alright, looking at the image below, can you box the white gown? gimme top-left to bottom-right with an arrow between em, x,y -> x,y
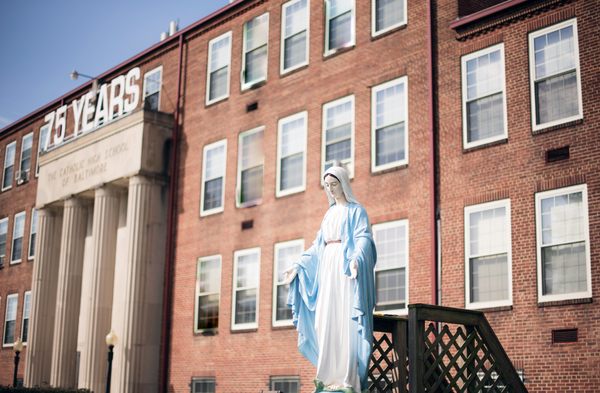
315,204 -> 361,392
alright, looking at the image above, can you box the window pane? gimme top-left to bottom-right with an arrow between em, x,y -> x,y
470,254 -> 509,302
540,191 -> 584,246
3,143 -> 16,189
535,71 -> 579,125
4,297 -> 17,345
465,50 -> 503,100
236,254 -> 259,288
22,293 -> 31,342
375,268 -> 405,309
376,123 -> 405,166
285,0 -> 307,37
466,93 -> 504,143
329,11 -> 352,50
281,154 -> 303,191
0,219 -> 7,259
210,36 -> 231,72
203,178 -> 223,211
197,294 -> 219,330
375,0 -> 404,32
533,25 -> 575,79
235,288 -> 257,324
272,378 -> 300,393
21,134 -> 33,173
209,67 -> 229,101
284,31 -> 307,70
469,206 -> 506,257
276,285 -> 293,321
199,259 -> 220,294
542,242 -> 586,295
192,379 -> 215,393
241,166 -> 263,203
245,45 -> 267,83
241,131 -> 263,170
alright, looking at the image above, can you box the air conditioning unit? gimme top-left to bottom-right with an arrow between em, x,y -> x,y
15,169 -> 29,185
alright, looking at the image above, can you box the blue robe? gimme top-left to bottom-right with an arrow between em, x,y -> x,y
288,202 -> 377,390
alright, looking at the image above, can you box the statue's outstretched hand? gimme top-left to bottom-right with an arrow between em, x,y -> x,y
349,260 -> 358,279
283,266 -> 298,285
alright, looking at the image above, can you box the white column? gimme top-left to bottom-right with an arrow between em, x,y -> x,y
78,186 -> 120,393
50,198 -> 88,388
114,176 -> 166,393
24,207 -> 63,387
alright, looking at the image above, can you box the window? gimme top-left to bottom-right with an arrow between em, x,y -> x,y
464,199 -> 512,309
271,376 -> 300,393
461,44 -> 507,148
28,208 -> 37,260
325,0 -> 355,54
18,133 -> 33,181
529,19 -> 582,130
206,32 -> 232,104
372,220 -> 408,313
191,378 -> 215,393
201,140 -> 227,216
237,127 -> 264,207
372,0 -> 406,36
277,112 -> 307,197
195,255 -> 221,332
11,211 -> 25,264
3,294 -> 18,346
281,0 -> 309,73
2,141 -> 16,190
242,13 -> 269,89
36,123 -> 51,177
21,291 -> 31,343
371,77 -> 408,171
232,248 -> 260,330
143,66 -> 162,111
273,239 -> 304,326
0,218 -> 7,268
322,95 -> 354,177
536,184 -> 590,302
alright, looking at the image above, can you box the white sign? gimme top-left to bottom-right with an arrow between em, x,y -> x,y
42,67 -> 141,149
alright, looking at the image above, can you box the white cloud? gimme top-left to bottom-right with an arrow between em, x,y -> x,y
0,115 -> 12,129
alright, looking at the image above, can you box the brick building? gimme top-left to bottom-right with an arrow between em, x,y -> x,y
0,0 -> 597,392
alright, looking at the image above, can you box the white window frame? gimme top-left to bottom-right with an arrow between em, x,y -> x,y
236,126 -> 264,208
2,141 -> 17,191
0,217 -> 8,266
143,66 -> 163,111
206,31 -> 232,105
270,376 -> 301,393
464,199 -> 513,309
28,208 -> 37,260
200,139 -> 227,216
276,112 -> 307,197
19,132 -> 33,180
36,123 -> 51,177
321,95 -> 355,180
194,255 -> 222,333
21,291 -> 31,344
529,19 -> 583,131
371,76 -> 409,172
535,184 -> 591,303
324,0 -> 356,56
273,239 -> 304,327
231,247 -> 261,330
241,13 -> 270,90
3,293 -> 18,347
372,219 -> 409,315
11,211 -> 25,264
280,0 -> 310,74
191,377 -> 216,393
461,44 -> 508,149
371,0 -> 407,37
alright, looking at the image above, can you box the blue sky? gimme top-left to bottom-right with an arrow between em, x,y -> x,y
0,0 -> 229,129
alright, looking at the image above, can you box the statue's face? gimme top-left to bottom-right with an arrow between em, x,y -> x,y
324,175 -> 345,201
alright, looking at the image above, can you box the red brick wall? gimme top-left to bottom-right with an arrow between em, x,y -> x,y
437,0 -> 600,391
169,0 -> 433,391
0,117 -> 42,386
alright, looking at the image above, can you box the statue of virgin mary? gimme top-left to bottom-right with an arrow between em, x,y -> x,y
286,165 -> 377,393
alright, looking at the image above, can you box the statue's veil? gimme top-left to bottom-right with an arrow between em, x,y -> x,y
323,164 -> 359,206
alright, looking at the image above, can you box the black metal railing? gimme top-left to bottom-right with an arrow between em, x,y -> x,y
369,304 -> 527,393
